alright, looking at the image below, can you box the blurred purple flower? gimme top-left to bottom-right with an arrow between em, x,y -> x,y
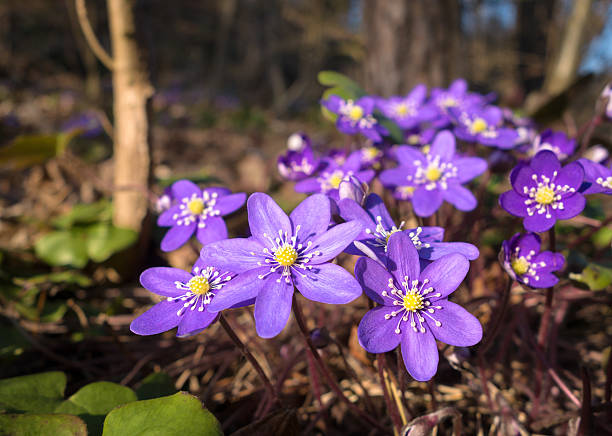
577,158 -> 612,195
295,150 -> 375,200
500,233 -> 564,288
526,129 -> 576,161
322,96 -> 388,142
358,145 -> 384,168
378,85 -> 437,129
499,151 -> 585,232
450,105 -> 518,149
61,112 -> 104,138
155,187 -> 173,213
601,83 -> 612,119
277,134 -> 320,181
379,131 -> 487,217
201,193 -> 363,338
356,232 -> 482,381
157,180 -> 246,251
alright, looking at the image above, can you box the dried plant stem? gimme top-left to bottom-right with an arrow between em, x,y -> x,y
219,314 -> 277,405
479,278 -> 513,356
537,227 -> 557,352
377,354 -> 403,434
292,294 -> 387,433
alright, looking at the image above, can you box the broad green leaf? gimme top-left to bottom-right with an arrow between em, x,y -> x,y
378,118 -> 404,144
34,230 -> 88,268
85,224 -> 138,263
53,200 -> 112,229
0,372 -> 66,413
56,381 -> 137,435
317,71 -> 365,95
592,225 -> 612,249
135,372 -> 177,400
102,392 -> 222,436
569,264 -> 612,291
0,135 -> 58,170
0,413 -> 87,436
16,271 -> 93,288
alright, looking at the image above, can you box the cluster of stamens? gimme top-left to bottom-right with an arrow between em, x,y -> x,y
409,154 -> 458,190
339,100 -> 377,129
382,277 -> 442,334
168,266 -> 231,316
393,101 -> 416,118
318,169 -> 350,192
523,172 -> 574,219
173,191 -> 220,227
596,175 -> 612,190
252,225 -> 321,283
509,246 -> 546,285
394,185 -> 416,200
457,112 -> 499,138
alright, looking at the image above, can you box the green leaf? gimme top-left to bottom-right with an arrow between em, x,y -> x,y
317,71 -> 364,93
53,200 -> 112,229
569,264 -> 612,291
135,372 -> 177,400
378,118 -> 404,144
56,381 -> 137,435
0,134 -> 60,170
0,372 -> 66,413
0,413 -> 87,436
17,271 -> 93,288
34,230 -> 88,268
85,224 -> 138,263
102,392 -> 222,436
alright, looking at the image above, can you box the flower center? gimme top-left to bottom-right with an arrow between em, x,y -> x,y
403,292 -> 424,312
442,97 -> 457,107
396,186 -> 415,199
535,186 -> 555,205
471,118 -> 488,134
349,106 -> 363,121
385,228 -> 402,244
396,104 -> 408,116
425,166 -> 442,181
187,198 -> 205,215
329,173 -> 343,189
511,257 -> 530,276
187,275 -> 210,295
274,244 -> 298,267
363,147 -> 380,160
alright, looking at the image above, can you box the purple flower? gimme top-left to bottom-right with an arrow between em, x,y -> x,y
130,259 -> 250,337
61,112 -> 104,138
379,131 -> 487,217
201,193 -> 363,338
356,232 -> 482,381
428,79 -> 486,128
338,193 -> 479,263
277,135 -> 320,181
499,151 -> 586,232
577,158 -> 612,195
526,129 -> 576,161
322,96 -> 388,142
450,105 -> 518,149
295,151 -> 375,200
601,83 -> 612,119
157,180 -> 246,251
358,145 -> 384,168
404,127 -> 436,147
500,233 -> 564,288
378,85 -> 437,130
155,187 -> 173,213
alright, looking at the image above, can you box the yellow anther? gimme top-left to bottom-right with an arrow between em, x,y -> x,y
425,166 -> 442,182
188,199 -> 205,215
403,293 -> 424,312
187,276 -> 210,295
275,244 -> 298,267
363,147 -> 380,160
535,186 -> 555,205
511,257 -> 529,276
349,106 -> 364,121
471,118 -> 488,134
396,104 -> 408,116
385,228 -> 401,244
421,144 -> 431,154
329,173 -> 343,189
398,186 -> 415,196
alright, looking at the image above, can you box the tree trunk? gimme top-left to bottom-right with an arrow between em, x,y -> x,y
107,0 -> 153,232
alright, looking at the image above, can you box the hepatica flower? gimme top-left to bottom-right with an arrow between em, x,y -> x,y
379,131 -> 487,217
201,193 -> 363,338
130,259 -> 246,337
499,151 -> 585,232
277,134 -> 320,181
577,158 -> 612,195
322,95 -> 388,142
338,193 -> 479,263
295,151 -> 375,200
378,84 -> 437,130
526,129 -> 576,161
450,105 -> 518,149
157,180 -> 246,251
500,233 -> 564,288
356,232 -> 482,381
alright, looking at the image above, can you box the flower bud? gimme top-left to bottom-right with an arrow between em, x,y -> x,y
338,175 -> 368,205
310,327 -> 330,349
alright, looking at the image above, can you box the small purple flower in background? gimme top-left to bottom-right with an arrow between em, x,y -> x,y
577,158 -> 612,195
130,259 -> 247,337
404,127 -> 436,148
338,193 -> 479,263
526,129 -> 576,161
378,84 -> 437,130
499,151 -> 585,232
277,133 -> 320,181
295,150 -> 375,200
338,175 -> 368,205
583,145 -> 609,164
322,95 -> 388,142
379,131 -> 488,217
500,233 -> 564,288
155,186 -> 173,213
600,83 -> 612,119
201,193 -> 363,338
157,180 -> 246,251
451,105 -> 518,149
356,232 -> 482,381
61,111 -> 104,138
326,148 -> 348,166
358,145 -> 384,169
428,79 -> 486,128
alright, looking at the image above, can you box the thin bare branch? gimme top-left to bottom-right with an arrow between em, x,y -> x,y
74,0 -> 114,70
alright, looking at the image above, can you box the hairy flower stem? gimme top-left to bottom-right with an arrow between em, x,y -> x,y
478,277 -> 513,356
377,354 -> 403,434
292,294 -> 387,433
537,227 -> 557,352
219,314 -> 278,406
